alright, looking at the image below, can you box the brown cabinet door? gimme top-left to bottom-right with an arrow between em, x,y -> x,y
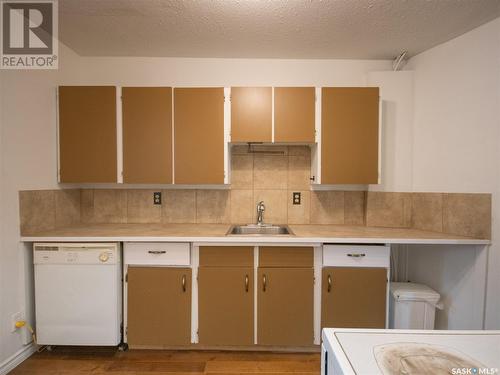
198,267 -> 254,345
122,87 -> 172,183
127,267 -> 191,347
321,267 -> 386,329
321,87 -> 379,184
274,87 -> 315,143
174,88 -> 224,184
258,267 -> 314,346
58,86 -> 117,183
231,87 -> 272,142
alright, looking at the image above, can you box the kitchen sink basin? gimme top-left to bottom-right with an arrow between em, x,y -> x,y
226,224 -> 294,236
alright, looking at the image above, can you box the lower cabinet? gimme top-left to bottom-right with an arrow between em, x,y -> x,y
198,267 -> 254,345
257,267 -> 314,346
123,243 -> 389,349
257,246 -> 315,346
198,246 -> 254,346
127,267 -> 191,346
321,267 -> 387,329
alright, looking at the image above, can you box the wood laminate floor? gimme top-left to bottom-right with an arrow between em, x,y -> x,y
10,347 -> 321,374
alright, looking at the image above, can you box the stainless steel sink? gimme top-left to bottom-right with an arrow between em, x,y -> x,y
226,224 -> 294,236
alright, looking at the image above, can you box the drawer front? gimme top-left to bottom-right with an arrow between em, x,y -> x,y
124,242 -> 190,266
199,246 -> 254,267
259,246 -> 313,267
323,245 -> 389,268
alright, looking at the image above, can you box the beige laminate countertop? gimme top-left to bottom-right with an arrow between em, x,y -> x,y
20,223 -> 490,245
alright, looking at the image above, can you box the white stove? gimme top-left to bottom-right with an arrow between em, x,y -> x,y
321,328 -> 500,375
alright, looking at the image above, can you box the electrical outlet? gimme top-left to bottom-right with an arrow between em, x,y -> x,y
292,192 -> 301,205
11,311 -> 24,333
153,192 -> 162,205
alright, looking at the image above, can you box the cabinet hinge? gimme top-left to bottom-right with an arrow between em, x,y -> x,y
125,273 -> 128,282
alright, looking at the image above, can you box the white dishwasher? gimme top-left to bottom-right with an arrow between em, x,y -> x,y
34,243 -> 122,346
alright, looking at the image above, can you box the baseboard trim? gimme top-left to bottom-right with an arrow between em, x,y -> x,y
128,343 -> 321,352
0,344 -> 36,375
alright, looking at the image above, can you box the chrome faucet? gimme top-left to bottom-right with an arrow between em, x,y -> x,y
256,201 -> 265,226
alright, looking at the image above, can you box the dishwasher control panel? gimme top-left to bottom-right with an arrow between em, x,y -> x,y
34,243 -> 119,265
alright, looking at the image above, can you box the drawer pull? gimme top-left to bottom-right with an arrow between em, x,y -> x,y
148,250 -> 166,254
327,274 -> 332,293
263,274 -> 267,292
182,275 -> 186,292
245,275 -> 249,293
347,253 -> 366,258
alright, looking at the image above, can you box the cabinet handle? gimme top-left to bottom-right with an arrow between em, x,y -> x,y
327,274 -> 332,293
182,275 -> 186,292
347,253 -> 365,258
263,274 -> 267,292
148,250 -> 166,254
245,275 -> 249,292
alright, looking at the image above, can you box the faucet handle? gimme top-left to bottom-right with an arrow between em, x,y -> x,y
257,201 -> 265,210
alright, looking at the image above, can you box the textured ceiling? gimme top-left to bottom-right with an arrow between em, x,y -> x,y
59,0 -> 500,59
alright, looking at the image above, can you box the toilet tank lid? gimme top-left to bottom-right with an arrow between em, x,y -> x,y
390,282 -> 440,303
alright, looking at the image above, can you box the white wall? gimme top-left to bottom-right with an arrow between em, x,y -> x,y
0,47 -> 391,364
405,17 -> 500,329
368,71 -> 414,192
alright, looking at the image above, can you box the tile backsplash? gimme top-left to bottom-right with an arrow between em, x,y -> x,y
231,145 -> 312,224
19,146 -> 492,239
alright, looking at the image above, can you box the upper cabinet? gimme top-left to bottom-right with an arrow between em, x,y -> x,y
230,87 -> 315,144
321,87 -> 379,185
122,87 -> 172,184
174,88 -> 225,184
58,86 -> 117,183
231,87 -> 272,142
274,87 -> 315,143
57,85 -> 379,186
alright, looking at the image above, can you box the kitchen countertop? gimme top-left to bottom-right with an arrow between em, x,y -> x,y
20,223 -> 490,245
